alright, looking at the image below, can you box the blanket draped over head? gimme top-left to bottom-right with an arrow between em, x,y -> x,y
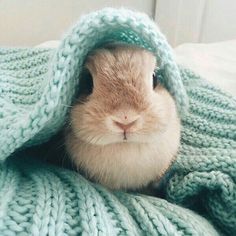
0,8 -> 235,235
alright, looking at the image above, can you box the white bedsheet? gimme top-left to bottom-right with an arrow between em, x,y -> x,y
37,40 -> 236,96
174,40 -> 236,96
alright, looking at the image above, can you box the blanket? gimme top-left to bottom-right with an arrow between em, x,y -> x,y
0,8 -> 235,235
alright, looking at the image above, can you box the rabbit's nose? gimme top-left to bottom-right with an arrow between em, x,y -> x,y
113,119 -> 137,131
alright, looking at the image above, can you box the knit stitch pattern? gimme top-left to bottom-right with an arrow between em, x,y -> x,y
0,8 -> 235,235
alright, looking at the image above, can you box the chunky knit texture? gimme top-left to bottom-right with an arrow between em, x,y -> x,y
0,8 -> 235,235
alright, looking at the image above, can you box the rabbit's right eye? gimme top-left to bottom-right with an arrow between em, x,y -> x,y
152,73 -> 159,89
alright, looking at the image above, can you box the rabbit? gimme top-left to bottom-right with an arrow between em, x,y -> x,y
65,45 -> 181,190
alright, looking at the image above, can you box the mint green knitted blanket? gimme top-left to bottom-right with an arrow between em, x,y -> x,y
0,8 -> 235,235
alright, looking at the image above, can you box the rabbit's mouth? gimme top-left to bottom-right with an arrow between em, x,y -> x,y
123,130 -> 128,141
120,130 -> 143,143
111,130 -> 161,145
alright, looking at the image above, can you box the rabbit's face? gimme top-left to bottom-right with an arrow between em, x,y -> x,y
70,46 -> 177,145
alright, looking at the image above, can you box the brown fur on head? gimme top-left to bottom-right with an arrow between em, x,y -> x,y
85,46 -> 155,112
66,45 -> 180,190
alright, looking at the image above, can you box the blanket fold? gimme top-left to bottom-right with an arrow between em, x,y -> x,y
0,8 -> 235,235
166,68 -> 236,234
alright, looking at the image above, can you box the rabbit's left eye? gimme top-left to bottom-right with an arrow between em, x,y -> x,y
78,69 -> 94,96
153,73 -> 159,89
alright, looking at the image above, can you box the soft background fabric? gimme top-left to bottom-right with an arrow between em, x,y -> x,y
0,8 -> 235,235
175,40 -> 236,96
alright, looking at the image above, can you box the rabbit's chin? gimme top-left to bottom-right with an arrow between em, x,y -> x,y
66,116 -> 180,190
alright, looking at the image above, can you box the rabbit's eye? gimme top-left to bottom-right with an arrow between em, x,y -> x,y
85,72 -> 94,94
152,73 -> 159,89
78,69 -> 94,96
